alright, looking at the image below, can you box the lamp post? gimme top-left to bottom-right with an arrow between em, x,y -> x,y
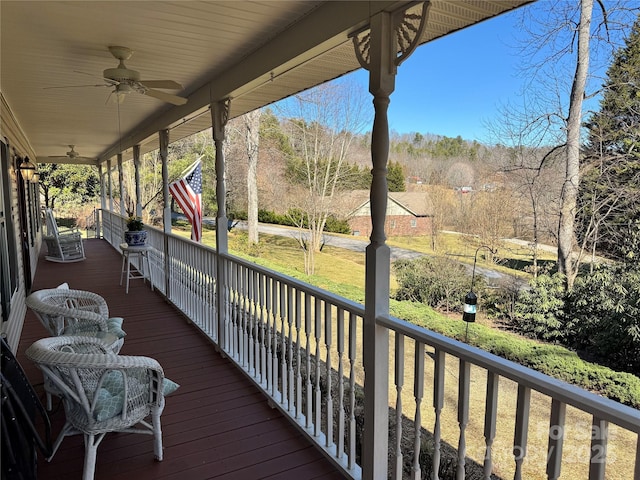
463,245 -> 495,341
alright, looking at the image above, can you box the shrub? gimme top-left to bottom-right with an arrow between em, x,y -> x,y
566,263 -> 640,374
511,273 -> 566,342
393,256 -> 484,313
388,298 -> 640,408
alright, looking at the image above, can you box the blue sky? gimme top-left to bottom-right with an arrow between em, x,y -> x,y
349,9 -> 528,143
348,2 -> 632,144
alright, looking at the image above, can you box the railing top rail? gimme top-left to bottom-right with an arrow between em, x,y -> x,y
220,251 -> 366,317
104,210 -> 218,254
377,313 -> 640,433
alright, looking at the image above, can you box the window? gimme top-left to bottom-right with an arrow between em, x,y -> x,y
410,219 -> 417,228
0,140 -> 18,322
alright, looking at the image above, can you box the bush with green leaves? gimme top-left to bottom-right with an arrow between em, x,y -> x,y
390,298 -> 640,408
512,272 -> 566,342
566,262 -> 640,375
393,256 -> 483,313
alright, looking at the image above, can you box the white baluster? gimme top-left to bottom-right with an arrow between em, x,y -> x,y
348,312 -> 357,470
393,334 -> 404,480
546,398 -> 566,480
588,417 -> 608,480
305,293 -> 313,427
264,275 -> 272,390
483,371 -> 499,479
432,349 -> 444,480
314,297 -> 322,436
325,301 -> 333,447
336,308 -> 345,459
412,341 -> 425,480
295,289 -> 303,416
457,360 -> 470,480
287,286 -> 295,412
513,385 -> 531,480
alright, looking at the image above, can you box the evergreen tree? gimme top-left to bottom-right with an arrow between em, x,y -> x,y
387,161 -> 406,192
579,15 -> 640,259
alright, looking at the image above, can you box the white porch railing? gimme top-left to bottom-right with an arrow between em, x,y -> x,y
101,210 -> 640,480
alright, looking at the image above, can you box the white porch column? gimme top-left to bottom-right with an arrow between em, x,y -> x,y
354,5 -> 429,479
159,129 -> 171,296
133,145 -> 142,218
99,164 -> 106,211
212,100 -> 230,254
98,164 -> 105,238
107,159 -> 113,213
159,129 -> 170,234
211,99 -> 230,351
117,153 -> 125,216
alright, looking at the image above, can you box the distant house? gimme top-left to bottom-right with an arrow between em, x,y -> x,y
343,190 -> 433,237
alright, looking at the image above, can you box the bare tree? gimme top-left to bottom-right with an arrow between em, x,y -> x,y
276,80 -> 369,274
505,0 -> 636,289
244,109 -> 261,244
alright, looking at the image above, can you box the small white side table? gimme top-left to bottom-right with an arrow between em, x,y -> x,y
119,243 -> 153,294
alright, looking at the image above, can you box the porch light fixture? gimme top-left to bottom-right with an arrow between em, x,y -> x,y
19,157 -> 37,182
31,172 -> 40,184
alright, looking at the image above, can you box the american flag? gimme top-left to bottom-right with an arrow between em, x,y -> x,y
169,159 -> 203,242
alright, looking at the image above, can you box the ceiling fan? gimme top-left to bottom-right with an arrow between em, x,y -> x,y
46,145 -> 94,162
47,46 -> 188,106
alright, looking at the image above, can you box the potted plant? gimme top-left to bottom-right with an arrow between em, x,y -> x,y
124,216 -> 147,246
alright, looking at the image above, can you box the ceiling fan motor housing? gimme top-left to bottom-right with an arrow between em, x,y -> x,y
103,65 -> 141,83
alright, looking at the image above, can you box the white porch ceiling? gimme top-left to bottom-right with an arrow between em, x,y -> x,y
1,1 -> 531,167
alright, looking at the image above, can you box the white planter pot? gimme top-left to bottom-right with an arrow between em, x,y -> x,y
124,230 -> 148,246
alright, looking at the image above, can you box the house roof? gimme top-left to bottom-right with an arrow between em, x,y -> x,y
343,189 -> 433,217
1,1 -> 531,167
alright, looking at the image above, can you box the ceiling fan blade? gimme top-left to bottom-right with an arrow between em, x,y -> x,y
74,71 -> 119,86
142,88 -> 188,106
43,84 -> 111,89
138,80 -> 183,89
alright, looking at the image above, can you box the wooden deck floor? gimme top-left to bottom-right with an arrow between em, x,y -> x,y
16,239 -> 346,480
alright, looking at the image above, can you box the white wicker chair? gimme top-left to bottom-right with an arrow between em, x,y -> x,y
26,287 -> 126,410
43,208 -> 85,263
25,287 -> 125,349
26,336 -> 170,480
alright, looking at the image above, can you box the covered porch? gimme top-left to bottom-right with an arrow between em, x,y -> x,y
17,213 -> 640,480
3,1 -> 640,479
18,238 -> 346,479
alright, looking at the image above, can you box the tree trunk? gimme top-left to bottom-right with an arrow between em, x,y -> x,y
245,109 -> 261,244
558,0 -> 593,291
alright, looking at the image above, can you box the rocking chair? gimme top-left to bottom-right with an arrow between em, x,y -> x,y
43,208 -> 85,263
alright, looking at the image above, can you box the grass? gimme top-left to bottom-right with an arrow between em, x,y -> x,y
172,225 -> 637,479
387,231 -> 558,279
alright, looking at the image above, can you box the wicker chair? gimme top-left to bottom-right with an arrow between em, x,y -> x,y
26,287 -> 126,409
43,208 -> 85,263
25,287 -> 125,347
26,336 -> 173,480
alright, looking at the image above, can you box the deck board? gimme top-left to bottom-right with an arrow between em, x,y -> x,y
16,239 -> 346,480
